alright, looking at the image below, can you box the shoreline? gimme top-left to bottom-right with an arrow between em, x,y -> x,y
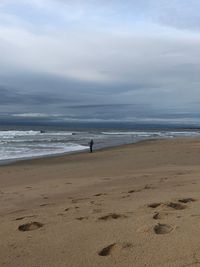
1,137 -> 200,266
2,127 -> 200,167
0,136 -> 165,167
0,136 -> 179,167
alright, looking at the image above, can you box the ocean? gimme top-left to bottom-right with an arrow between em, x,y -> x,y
1,124 -> 200,164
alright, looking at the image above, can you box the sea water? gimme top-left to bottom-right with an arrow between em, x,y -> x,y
1,125 -> 200,164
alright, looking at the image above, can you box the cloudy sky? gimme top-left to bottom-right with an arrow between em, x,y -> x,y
1,0 -> 200,125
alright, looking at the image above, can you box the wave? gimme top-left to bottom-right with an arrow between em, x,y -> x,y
0,130 -> 41,138
1,129 -> 200,163
101,131 -> 162,136
101,131 -> 200,137
0,130 -> 80,139
0,143 -> 88,161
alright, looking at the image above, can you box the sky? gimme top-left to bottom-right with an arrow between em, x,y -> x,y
1,0 -> 200,125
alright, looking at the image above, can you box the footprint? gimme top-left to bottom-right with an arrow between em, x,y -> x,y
98,242 -> 132,256
153,212 -> 168,220
128,190 -> 135,194
98,243 -> 117,256
122,195 -> 131,199
65,208 -> 70,212
144,184 -> 153,190
18,222 -> 43,231
153,212 -> 161,220
166,202 -> 186,210
40,203 -> 54,207
148,203 -> 162,208
98,213 -> 127,221
154,223 -> 173,235
94,193 -> 106,197
76,216 -> 88,221
178,198 -> 196,203
72,198 -> 89,203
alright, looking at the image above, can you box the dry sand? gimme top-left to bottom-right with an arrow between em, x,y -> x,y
1,138 -> 200,266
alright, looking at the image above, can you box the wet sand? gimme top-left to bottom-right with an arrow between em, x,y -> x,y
1,138 -> 200,266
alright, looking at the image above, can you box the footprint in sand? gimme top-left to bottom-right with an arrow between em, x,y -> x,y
144,184 -> 154,190
153,223 -> 173,235
153,212 -> 161,220
76,216 -> 88,221
18,222 -> 43,231
94,193 -> 107,197
148,202 -> 186,210
25,186 -> 32,190
166,202 -> 186,210
65,208 -> 70,212
148,203 -> 162,208
98,242 -> 132,256
40,203 -> 54,207
153,212 -> 169,220
128,190 -> 135,194
153,212 -> 162,220
71,197 -> 90,203
178,198 -> 196,203
40,194 -> 48,199
98,213 -> 127,221
122,195 -> 131,199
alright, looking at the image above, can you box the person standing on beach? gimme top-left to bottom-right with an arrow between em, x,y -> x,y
89,139 -> 94,153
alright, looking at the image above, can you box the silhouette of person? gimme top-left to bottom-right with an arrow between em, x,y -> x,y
89,139 -> 94,153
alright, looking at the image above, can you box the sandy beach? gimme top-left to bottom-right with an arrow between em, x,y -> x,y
1,137 -> 200,266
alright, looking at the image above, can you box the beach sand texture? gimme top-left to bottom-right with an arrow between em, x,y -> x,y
1,138 -> 200,266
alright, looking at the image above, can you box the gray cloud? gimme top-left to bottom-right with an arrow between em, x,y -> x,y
1,0 -> 200,124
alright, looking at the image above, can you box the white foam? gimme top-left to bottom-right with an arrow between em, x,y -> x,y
102,131 -> 200,138
42,132 -> 77,136
0,143 -> 88,161
0,130 -> 41,138
1,129 -> 200,163
0,130 -> 78,138
101,131 -> 162,136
